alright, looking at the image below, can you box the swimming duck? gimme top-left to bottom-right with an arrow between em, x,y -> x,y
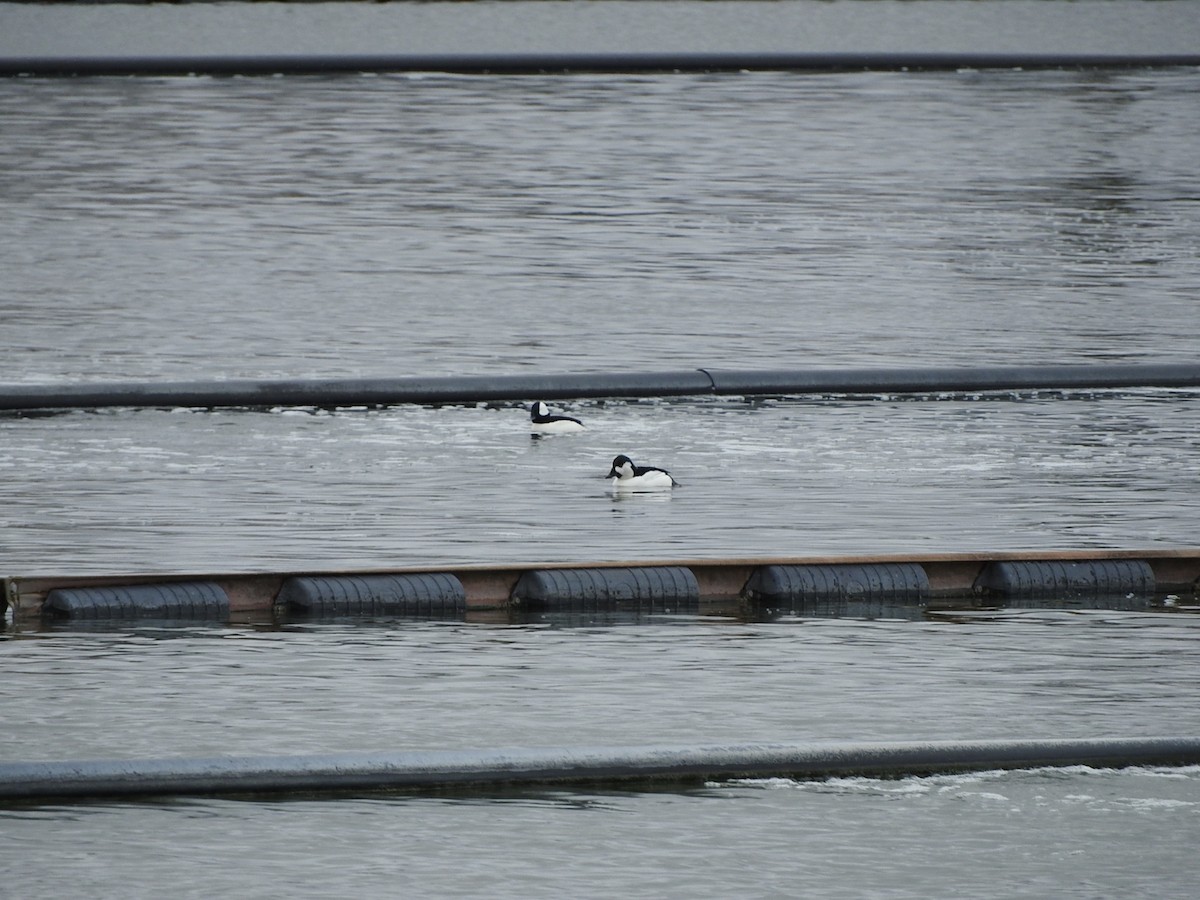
607,454 -> 678,490
530,401 -> 585,434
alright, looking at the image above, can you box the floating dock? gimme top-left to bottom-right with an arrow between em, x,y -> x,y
6,549 -> 1199,624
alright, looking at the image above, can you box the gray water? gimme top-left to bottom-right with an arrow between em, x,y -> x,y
4,0 -> 1198,58
3,31 -> 1200,900
3,65 -> 1200,574
3,392 -> 1200,576
4,615 -> 1200,898
5,762 -> 1199,899
3,67 -> 1200,385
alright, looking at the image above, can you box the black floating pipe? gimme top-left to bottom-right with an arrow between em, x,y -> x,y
2,737 -> 1199,802
4,53 -> 1200,78
700,363 -> 1200,396
3,363 -> 1200,412
0,371 -> 714,412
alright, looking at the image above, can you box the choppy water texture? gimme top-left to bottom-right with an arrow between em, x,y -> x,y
3,24 -> 1200,900
2,391 -> 1200,575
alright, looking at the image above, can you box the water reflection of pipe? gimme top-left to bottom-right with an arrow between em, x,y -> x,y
3,363 -> 1200,411
3,737 -> 1199,802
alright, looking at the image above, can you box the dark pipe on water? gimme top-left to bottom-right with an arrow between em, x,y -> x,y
4,52 -> 1200,78
3,363 -> 1199,412
3,737 -> 1199,802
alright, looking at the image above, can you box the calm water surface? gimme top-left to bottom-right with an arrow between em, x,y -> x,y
3,59 -> 1200,899
8,613 -> 1200,759
2,68 -> 1199,385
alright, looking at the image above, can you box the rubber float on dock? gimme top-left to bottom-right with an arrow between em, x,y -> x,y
6,549 -> 1198,623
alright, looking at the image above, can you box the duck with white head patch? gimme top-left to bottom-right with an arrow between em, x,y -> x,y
607,454 -> 678,491
529,401 -> 585,435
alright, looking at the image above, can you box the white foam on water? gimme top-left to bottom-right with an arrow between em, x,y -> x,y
714,764 -> 1200,799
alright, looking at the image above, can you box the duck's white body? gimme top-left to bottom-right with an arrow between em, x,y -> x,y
607,454 -> 678,491
530,401 -> 585,435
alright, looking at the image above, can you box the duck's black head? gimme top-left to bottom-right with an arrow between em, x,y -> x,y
607,454 -> 635,478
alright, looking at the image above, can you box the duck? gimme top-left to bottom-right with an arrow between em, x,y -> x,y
607,454 -> 678,491
530,401 -> 585,435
